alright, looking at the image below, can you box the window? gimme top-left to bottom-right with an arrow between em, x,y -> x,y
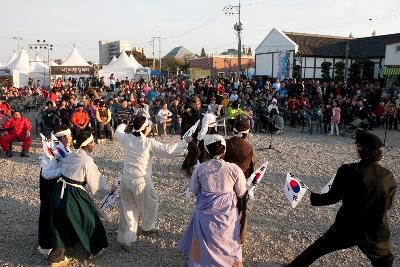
218,72 -> 225,78
231,72 -> 237,79
396,45 -> 400,53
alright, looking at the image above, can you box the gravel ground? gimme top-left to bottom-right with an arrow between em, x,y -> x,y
0,118 -> 399,266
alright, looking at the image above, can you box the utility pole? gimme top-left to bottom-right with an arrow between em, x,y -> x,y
12,36 -> 23,51
224,0 -> 243,78
152,37 -> 156,70
158,34 -> 161,72
344,33 -> 351,82
29,40 -> 53,87
151,35 -> 161,71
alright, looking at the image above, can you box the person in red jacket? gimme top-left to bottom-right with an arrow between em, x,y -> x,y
0,99 -> 12,117
288,96 -> 300,127
71,103 -> 90,137
0,111 -> 32,157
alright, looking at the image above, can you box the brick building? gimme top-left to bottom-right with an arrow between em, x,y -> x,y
189,55 -> 255,80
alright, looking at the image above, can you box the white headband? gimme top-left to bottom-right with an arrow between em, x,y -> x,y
233,128 -> 251,138
203,134 -> 226,159
132,119 -> 150,132
80,134 -> 94,148
54,128 -> 71,138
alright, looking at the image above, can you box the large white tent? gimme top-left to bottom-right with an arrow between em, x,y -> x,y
129,54 -> 143,69
0,62 -> 2,67
5,51 -> 18,67
61,47 -> 89,66
30,54 -> 49,84
108,56 -> 117,66
7,49 -> 30,73
98,51 -> 136,85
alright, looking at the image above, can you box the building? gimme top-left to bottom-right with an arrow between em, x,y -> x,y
99,40 -> 133,65
189,55 -> 255,80
164,46 -> 197,62
380,41 -> 400,87
255,28 -> 400,80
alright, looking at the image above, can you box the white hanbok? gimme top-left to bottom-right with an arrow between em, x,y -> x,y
115,124 -> 188,245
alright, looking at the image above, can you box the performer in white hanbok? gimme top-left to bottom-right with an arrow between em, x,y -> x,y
115,115 -> 192,249
38,125 -> 73,257
49,131 -> 116,266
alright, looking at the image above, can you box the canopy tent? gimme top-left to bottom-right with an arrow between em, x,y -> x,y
0,62 -> 2,67
98,51 -> 136,85
30,55 -> 50,84
7,49 -> 30,73
5,51 -> 18,67
108,56 -> 117,66
129,54 -> 143,69
60,47 -> 89,66
49,60 -> 59,66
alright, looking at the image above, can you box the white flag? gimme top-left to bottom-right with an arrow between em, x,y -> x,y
182,120 -> 200,138
284,172 -> 308,208
321,177 -> 335,194
246,161 -> 269,200
100,176 -> 122,210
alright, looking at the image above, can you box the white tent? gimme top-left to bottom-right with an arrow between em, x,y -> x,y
61,47 -> 89,66
5,51 -> 18,67
30,55 -> 49,85
108,56 -> 117,65
98,51 -> 137,85
7,49 -> 30,73
129,54 -> 143,69
0,62 -> 2,67
49,60 -> 59,66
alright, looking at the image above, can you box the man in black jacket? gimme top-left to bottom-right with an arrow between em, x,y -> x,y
290,131 -> 396,267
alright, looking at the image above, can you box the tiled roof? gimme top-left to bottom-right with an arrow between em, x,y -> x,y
284,32 -> 400,58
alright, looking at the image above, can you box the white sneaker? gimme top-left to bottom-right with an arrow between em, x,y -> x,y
37,246 -> 52,257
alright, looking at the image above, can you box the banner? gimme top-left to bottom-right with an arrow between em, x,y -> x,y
182,119 -> 200,138
284,172 -> 308,208
100,176 -> 121,210
51,66 -> 93,75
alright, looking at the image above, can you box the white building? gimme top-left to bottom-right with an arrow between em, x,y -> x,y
99,40 -> 133,65
380,41 -> 400,77
255,28 -> 400,80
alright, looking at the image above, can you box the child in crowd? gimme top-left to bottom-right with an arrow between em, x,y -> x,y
329,100 -> 341,136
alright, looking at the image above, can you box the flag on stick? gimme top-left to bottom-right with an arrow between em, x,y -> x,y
321,177 -> 335,194
246,161 -> 269,200
100,176 -> 122,210
284,172 -> 308,208
182,120 -> 200,138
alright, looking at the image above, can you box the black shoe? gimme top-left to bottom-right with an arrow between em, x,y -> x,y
5,151 -> 13,158
20,150 -> 30,157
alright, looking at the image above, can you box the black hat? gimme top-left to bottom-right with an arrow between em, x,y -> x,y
355,131 -> 383,150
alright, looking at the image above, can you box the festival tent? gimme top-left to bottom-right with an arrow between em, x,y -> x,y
5,51 -> 18,67
30,54 -> 50,85
49,60 -> 59,66
98,51 -> 136,85
129,54 -> 143,69
6,49 -> 30,87
0,62 -> 2,67
60,47 -> 89,66
108,56 -> 117,66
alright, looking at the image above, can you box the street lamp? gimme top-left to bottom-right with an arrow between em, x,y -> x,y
223,0 -> 242,78
29,40 -> 53,87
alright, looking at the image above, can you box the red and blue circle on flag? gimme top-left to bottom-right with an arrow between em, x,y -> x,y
289,179 -> 301,193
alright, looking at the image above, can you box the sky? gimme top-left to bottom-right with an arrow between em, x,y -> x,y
1,0 -> 400,64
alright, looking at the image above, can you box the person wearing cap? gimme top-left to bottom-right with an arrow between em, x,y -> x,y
37,125 -> 72,258
268,98 -> 279,114
177,134 -> 247,266
49,130 -> 116,266
115,116 -> 192,249
224,120 -> 256,245
290,131 -> 396,267
71,103 -> 90,137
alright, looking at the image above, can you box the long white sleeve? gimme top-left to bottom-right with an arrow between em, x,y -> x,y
115,124 -> 129,145
150,138 -> 187,158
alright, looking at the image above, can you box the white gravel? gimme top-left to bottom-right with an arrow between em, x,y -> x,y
0,119 -> 399,266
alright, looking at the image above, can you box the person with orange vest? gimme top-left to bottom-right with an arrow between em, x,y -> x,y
0,111 -> 32,157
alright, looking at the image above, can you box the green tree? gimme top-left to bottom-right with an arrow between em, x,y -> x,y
293,64 -> 302,80
334,61 -> 345,82
349,61 -> 362,83
200,47 -> 207,57
362,59 -> 374,80
321,61 -> 332,82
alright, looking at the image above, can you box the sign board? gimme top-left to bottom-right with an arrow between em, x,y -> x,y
0,68 -> 11,77
51,66 -> 93,75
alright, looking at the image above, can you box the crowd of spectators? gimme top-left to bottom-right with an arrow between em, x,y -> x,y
1,75 -> 400,147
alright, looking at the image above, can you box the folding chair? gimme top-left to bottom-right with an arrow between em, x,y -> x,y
215,117 -> 227,137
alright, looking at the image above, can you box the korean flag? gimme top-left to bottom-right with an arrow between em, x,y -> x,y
284,172 -> 308,208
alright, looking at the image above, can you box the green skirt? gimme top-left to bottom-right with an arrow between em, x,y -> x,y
51,181 -> 108,256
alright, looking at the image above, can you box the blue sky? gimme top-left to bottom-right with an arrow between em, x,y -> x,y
1,0 -> 399,63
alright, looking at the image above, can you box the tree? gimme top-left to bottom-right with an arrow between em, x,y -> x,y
349,61 -> 362,83
200,47 -> 207,57
362,59 -> 374,80
334,61 -> 345,82
321,61 -> 332,82
293,64 -> 302,80
247,47 -> 252,56
129,50 -> 153,67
